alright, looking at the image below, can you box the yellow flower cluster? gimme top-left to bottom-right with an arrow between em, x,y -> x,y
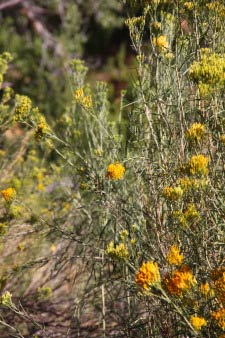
183,2 -> 194,10
164,52 -> 174,60
163,186 -> 183,200
15,94 -> 32,120
1,187 -> 16,202
119,229 -> 129,240
190,315 -> 207,331
184,204 -> 200,221
221,135 -> 225,145
74,87 -> 84,100
153,35 -> 169,51
211,308 -> 225,330
94,148 -> 103,156
106,241 -> 129,260
151,21 -> 161,32
189,53 -> 225,96
166,245 -> 184,265
187,154 -> 209,176
125,16 -> 145,28
74,88 -> 92,108
163,265 -> 197,296
173,204 -> 200,228
186,123 -> 205,143
0,52 -> 12,88
143,0 -> 171,4
135,261 -> 161,290
211,267 -> 225,304
1,291 -> 13,307
2,86 -> 13,104
35,115 -> 49,139
0,222 -> 7,235
106,163 -> 125,180
206,2 -> 225,17
199,282 -> 213,298
177,177 -> 208,191
37,286 -> 52,300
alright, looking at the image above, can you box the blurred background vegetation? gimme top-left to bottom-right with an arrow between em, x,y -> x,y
0,0 -> 133,118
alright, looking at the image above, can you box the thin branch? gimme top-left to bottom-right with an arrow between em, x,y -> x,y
0,0 -> 24,11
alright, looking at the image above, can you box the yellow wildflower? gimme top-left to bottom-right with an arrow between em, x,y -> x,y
106,163 -> 125,180
167,245 -> 184,265
210,267 -> 225,304
15,94 -> 32,120
184,204 -> 200,222
153,35 -> 169,51
35,115 -> 49,139
37,183 -> 44,191
1,187 -> 16,202
211,308 -> 225,330
135,261 -> 161,290
164,52 -> 174,60
106,241 -> 129,260
1,291 -> 13,307
81,95 -> 92,108
119,229 -> 129,240
184,2 -> 194,10
0,222 -> 7,235
50,244 -> 57,253
173,205 -> 200,229
186,123 -> 205,143
163,265 -> 197,296
206,2 -> 225,17
94,148 -> 103,156
125,16 -> 145,28
173,211 -> 187,227
17,243 -> 25,251
163,186 -> 183,200
74,88 -> 84,100
199,282 -> 212,298
37,286 -> 52,300
190,315 -> 207,331
151,21 -> 161,31
221,135 -> 225,145
177,177 -> 208,191
74,87 -> 92,108
189,53 -> 225,96
187,154 -> 209,176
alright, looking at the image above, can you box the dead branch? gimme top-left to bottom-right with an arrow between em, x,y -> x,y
0,0 -> 24,11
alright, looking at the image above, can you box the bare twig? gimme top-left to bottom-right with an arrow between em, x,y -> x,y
0,0 -> 24,11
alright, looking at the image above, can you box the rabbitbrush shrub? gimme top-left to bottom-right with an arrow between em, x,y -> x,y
0,1 -> 224,337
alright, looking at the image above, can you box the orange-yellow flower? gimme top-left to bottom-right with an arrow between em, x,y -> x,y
163,265 -> 197,296
190,315 -> 207,331
186,123 -> 205,143
210,267 -> 225,304
199,282 -> 212,298
187,154 -> 209,176
106,163 -> 125,180
166,245 -> 184,265
135,261 -> 161,290
153,35 -> 169,50
1,187 -> 16,202
211,308 -> 225,330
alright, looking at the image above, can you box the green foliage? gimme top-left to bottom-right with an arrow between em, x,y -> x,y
0,0 -> 127,119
